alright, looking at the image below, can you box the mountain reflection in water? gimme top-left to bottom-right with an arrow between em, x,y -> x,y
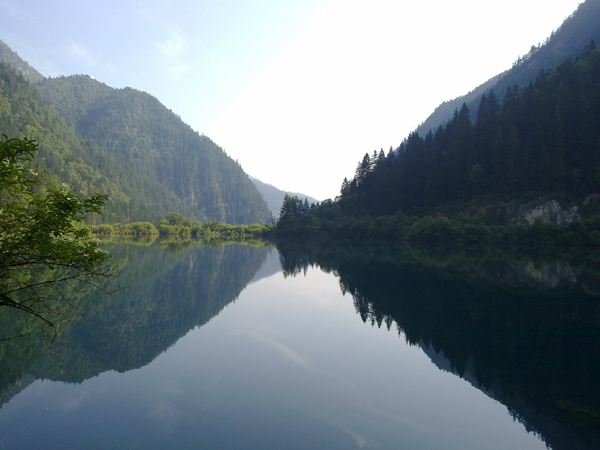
0,241 -> 273,391
0,239 -> 598,449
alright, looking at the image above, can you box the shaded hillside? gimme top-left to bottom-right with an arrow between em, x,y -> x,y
250,175 -> 319,217
0,39 -> 272,225
337,44 -> 600,217
35,75 -> 272,225
415,0 -> 600,137
0,61 -> 197,224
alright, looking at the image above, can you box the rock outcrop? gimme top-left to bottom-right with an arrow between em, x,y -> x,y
463,196 -> 583,226
508,197 -> 580,226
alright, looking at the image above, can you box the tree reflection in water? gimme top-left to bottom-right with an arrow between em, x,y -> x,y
278,241 -> 600,450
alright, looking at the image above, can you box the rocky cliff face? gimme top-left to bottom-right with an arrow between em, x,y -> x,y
464,196 -> 584,226
508,197 -> 580,226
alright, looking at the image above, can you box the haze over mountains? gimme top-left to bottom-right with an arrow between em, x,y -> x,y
1,0 -> 598,226
1,37 -> 325,224
271,0 -> 600,242
249,176 -> 319,218
0,42 -> 273,225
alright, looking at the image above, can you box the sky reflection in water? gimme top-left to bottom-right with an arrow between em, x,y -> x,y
0,253 -> 547,450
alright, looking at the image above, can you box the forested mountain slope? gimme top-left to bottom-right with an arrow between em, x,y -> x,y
0,62 -> 203,224
35,75 -> 272,225
415,0 -> 600,137
0,39 -> 272,225
339,43 -> 600,218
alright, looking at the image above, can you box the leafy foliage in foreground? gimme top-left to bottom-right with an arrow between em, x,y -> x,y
0,137 -> 115,339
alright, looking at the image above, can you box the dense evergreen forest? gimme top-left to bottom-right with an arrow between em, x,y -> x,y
341,42 -> 600,216
277,242 -> 600,450
0,41 -> 272,226
275,42 -> 600,246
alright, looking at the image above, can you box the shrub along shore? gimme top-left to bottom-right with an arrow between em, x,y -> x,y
91,212 -> 274,240
275,195 -> 600,249
89,203 -> 600,249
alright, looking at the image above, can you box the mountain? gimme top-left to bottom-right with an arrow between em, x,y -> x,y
35,74 -> 273,224
415,0 -> 600,138
0,40 -> 43,84
331,39 -> 600,221
0,60 -> 204,224
0,60 -> 138,222
279,1 -> 600,238
249,175 -> 319,218
0,40 -> 272,225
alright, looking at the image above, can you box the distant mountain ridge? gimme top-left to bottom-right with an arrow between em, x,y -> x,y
0,39 -> 272,225
335,43 -> 600,220
0,40 -> 43,84
415,0 -> 600,138
249,175 -> 319,218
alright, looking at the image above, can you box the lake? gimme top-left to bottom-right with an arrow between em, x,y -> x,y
0,240 -> 598,449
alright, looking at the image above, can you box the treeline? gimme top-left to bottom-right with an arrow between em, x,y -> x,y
339,41 -> 600,217
93,212 -> 274,240
276,195 -> 600,248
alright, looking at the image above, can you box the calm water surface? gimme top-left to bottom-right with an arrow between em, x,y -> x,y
0,242 -> 596,449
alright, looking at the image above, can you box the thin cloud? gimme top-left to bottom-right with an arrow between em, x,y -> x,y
156,27 -> 187,58
242,329 -> 359,389
68,42 -> 98,67
250,332 -> 310,367
148,402 -> 180,433
156,27 -> 192,79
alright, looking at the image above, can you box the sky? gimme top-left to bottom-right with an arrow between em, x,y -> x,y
0,0 -> 584,200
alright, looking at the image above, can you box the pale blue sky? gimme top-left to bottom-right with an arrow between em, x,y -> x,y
0,0 -> 583,200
